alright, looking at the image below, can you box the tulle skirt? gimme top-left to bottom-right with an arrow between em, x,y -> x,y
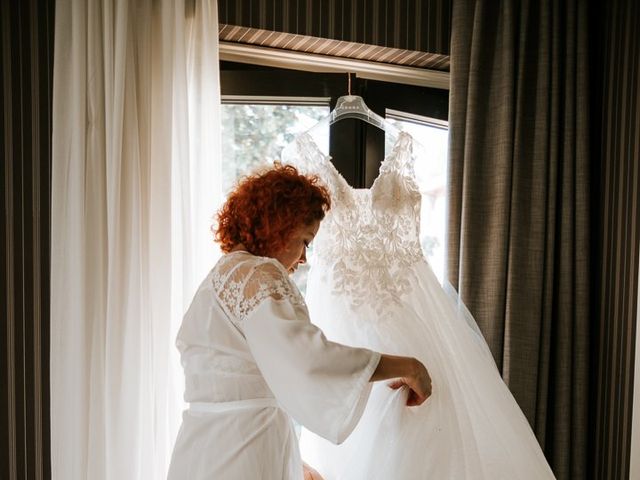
300,259 -> 555,480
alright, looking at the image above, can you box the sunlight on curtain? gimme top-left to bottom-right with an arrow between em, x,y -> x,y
51,0 -> 221,478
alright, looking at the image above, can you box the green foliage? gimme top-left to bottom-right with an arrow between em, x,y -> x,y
221,105 -> 328,194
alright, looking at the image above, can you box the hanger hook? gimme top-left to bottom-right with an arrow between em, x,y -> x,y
348,72 -> 352,96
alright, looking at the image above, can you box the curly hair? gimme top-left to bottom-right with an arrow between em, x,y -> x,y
214,164 -> 331,256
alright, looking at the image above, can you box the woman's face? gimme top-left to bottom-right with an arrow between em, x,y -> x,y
274,220 -> 320,273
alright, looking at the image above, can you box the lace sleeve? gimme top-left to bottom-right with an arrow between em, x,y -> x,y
213,257 -> 305,324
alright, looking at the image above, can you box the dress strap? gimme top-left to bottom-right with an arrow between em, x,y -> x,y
380,131 -> 414,175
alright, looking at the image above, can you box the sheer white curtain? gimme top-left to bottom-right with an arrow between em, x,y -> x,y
51,0 -> 221,478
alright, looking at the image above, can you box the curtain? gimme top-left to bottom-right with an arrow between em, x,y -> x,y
1,1 -> 54,478
447,1 -> 590,478
217,0 -> 452,55
50,0 -> 221,478
591,1 -> 640,478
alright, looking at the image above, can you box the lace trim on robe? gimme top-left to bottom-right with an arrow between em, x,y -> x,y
211,254 -> 305,327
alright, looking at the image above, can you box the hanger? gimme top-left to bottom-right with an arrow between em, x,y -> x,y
328,73 -> 402,137
328,95 -> 402,138
300,73 -> 402,152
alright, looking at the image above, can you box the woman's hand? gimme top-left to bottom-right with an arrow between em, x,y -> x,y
387,359 -> 432,406
370,355 -> 432,406
303,462 -> 324,480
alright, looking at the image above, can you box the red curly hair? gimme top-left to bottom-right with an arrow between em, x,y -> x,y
214,164 -> 331,256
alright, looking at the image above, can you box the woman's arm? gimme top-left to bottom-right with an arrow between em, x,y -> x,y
303,462 -> 324,480
370,354 -> 432,406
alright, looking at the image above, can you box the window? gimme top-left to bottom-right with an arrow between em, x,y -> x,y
386,111 -> 448,281
220,99 -> 329,194
221,98 -> 330,292
220,63 -> 450,287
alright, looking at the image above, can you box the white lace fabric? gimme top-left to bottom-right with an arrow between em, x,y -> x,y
211,252 -> 305,325
282,131 -> 425,315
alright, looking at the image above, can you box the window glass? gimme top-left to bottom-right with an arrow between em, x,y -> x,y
220,102 -> 329,292
221,104 -> 329,194
386,115 -> 449,282
219,102 -> 449,289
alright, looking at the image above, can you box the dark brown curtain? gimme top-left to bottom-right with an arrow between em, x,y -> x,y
1,0 -> 54,479
218,0 -> 452,55
447,1 -> 590,478
591,0 -> 640,478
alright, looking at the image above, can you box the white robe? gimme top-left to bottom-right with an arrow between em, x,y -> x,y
167,252 -> 380,479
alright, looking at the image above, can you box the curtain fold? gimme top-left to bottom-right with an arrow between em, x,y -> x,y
51,0 -> 221,478
447,1 -> 590,478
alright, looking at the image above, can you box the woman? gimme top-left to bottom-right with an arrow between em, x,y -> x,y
167,165 -> 432,479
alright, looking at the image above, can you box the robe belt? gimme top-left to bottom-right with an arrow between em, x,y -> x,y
188,398 -> 279,413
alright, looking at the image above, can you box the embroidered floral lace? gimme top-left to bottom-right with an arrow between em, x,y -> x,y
282,131 -> 426,315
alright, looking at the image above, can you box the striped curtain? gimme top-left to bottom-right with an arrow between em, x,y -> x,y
447,1 -> 591,477
218,0 -> 452,55
1,0 -> 54,479
592,0 -> 640,478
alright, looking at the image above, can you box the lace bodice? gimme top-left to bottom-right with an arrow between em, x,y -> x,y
211,252 -> 305,326
282,131 -> 425,315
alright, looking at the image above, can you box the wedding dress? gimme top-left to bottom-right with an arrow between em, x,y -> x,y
282,131 -> 555,479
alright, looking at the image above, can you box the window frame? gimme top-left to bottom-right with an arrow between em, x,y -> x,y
219,61 -> 449,188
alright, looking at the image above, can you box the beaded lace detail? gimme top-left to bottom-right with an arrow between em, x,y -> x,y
211,253 -> 305,326
282,132 -> 426,316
